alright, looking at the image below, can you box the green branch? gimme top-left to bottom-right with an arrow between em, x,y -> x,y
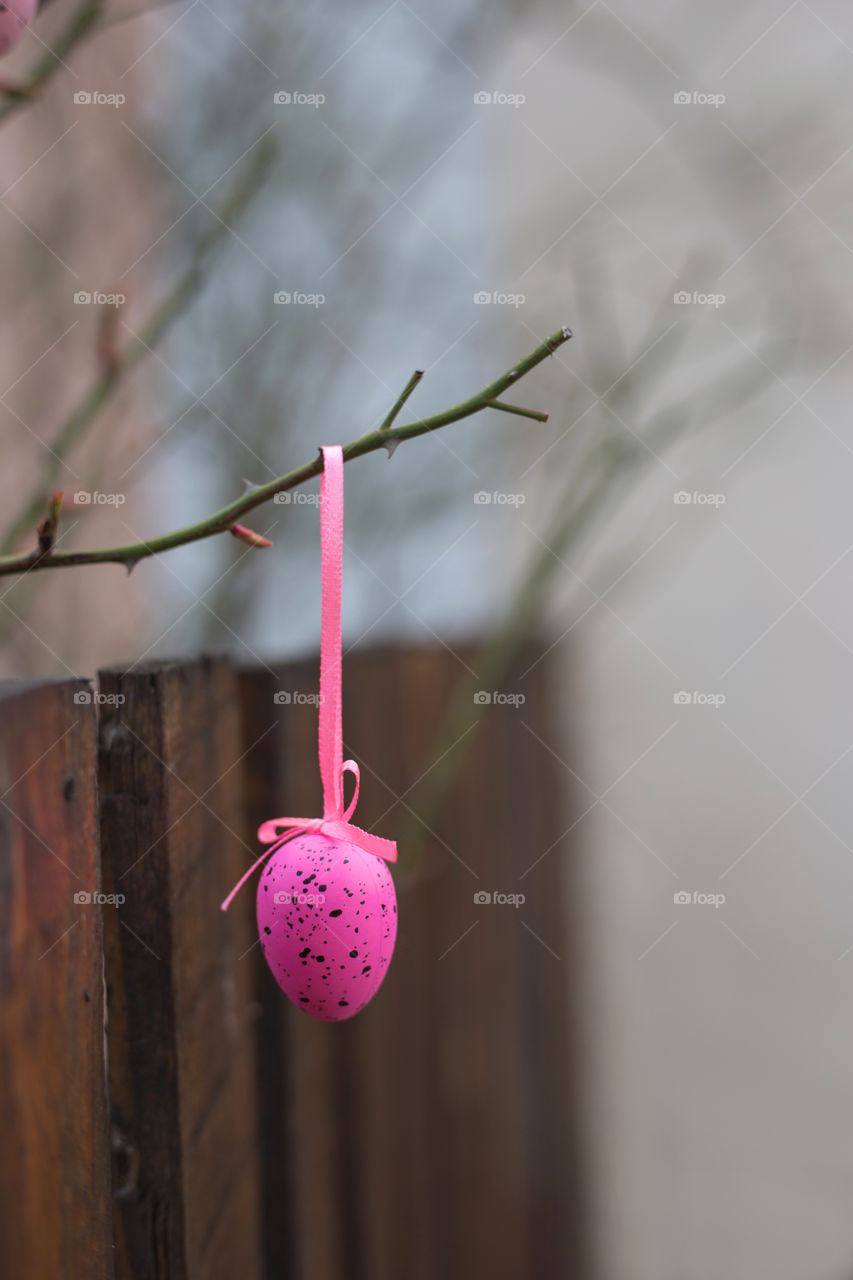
0,327 -> 572,577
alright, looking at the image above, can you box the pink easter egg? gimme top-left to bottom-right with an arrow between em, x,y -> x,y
257,833 -> 397,1021
0,0 -> 37,56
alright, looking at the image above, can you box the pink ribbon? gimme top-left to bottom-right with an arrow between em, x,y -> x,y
221,445 -> 397,913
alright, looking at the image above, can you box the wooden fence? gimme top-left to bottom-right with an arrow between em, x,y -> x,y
0,647 -> 589,1279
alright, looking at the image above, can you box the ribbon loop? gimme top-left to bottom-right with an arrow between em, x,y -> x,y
222,446 -> 397,913
342,760 -> 360,821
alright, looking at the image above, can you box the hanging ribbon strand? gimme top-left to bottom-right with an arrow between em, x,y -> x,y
221,445 -> 397,913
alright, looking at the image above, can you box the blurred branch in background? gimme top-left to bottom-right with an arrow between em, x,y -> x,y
0,133 -> 276,555
0,0 -> 103,124
397,266 -> 778,873
0,0 -> 841,690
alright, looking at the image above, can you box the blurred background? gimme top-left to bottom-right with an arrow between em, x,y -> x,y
2,0 -> 853,1275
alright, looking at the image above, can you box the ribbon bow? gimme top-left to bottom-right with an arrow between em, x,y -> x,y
221,445 -> 397,914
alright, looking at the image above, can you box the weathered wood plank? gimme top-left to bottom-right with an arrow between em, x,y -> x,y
258,660 -> 349,1280
98,657 -> 263,1280
239,644 -> 587,1280
237,664 -> 301,1280
0,678 -> 114,1279
340,646 -> 450,1280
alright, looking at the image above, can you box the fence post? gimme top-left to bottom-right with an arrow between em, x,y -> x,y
98,657 -> 264,1280
0,679 -> 114,1278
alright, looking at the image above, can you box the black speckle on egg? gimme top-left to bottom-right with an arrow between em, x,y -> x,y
299,996 -> 310,1003
329,908 -> 342,917
263,926 -> 271,935
349,949 -> 358,958
314,954 -> 325,962
318,884 -> 327,891
338,999 -> 349,1007
298,947 -> 310,957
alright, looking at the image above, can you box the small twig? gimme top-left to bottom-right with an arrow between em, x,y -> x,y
0,135 -> 276,555
96,296 -> 125,374
36,491 -> 63,558
486,399 -> 549,423
0,327 -> 573,577
0,80 -> 38,99
379,369 -> 423,432
0,0 -> 105,125
98,0 -> 192,31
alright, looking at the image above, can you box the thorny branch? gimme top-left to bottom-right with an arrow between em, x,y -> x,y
0,327 -> 572,577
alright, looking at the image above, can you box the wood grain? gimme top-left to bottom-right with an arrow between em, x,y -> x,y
98,658 -> 264,1280
239,645 -> 588,1280
0,678 -> 114,1279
